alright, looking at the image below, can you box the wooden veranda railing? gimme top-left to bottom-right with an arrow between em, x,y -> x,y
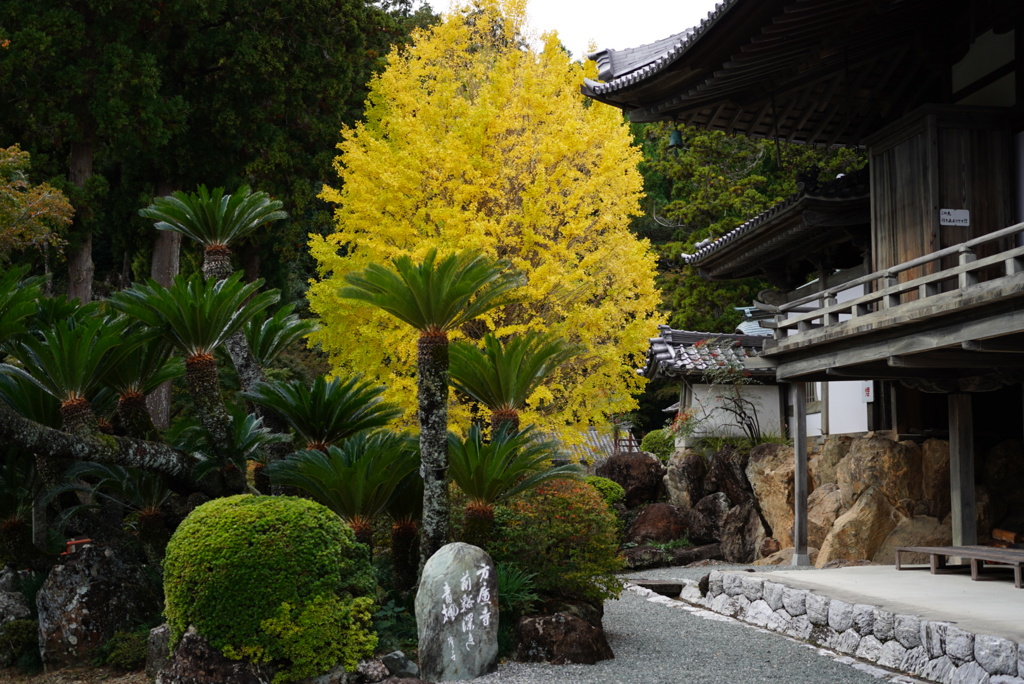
771,222 -> 1024,343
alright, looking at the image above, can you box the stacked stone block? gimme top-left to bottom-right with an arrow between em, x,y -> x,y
689,571 -> 1024,684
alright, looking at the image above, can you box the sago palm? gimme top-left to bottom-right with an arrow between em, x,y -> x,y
240,375 -> 401,452
244,303 -> 318,367
340,248 -> 525,564
448,423 -> 582,546
110,273 -> 278,490
2,310 -> 129,432
139,185 -> 287,280
0,265 -> 44,346
103,328 -> 184,439
450,331 -> 580,433
267,431 -> 420,548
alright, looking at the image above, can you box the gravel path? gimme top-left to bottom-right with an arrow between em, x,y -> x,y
475,564 -> 925,684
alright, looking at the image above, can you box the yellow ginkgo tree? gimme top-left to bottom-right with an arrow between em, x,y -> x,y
309,0 -> 662,438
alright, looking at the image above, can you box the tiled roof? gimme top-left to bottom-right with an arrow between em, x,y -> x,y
683,167 -> 869,266
584,2 -> 734,97
639,325 -> 775,381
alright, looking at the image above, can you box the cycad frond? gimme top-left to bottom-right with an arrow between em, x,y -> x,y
450,331 -> 580,416
0,373 -> 62,428
241,375 -> 402,450
191,406 -> 289,481
267,431 -> 420,528
448,424 -> 582,507
244,303 -> 318,367
3,314 -> 128,405
0,265 -> 45,346
138,185 -> 287,248
102,327 -> 184,398
340,248 -> 525,333
109,272 -> 279,359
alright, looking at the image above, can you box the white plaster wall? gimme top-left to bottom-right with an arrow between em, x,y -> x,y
680,383 -> 783,442
826,380 -> 869,434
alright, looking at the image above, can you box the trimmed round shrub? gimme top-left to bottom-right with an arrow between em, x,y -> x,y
640,428 -> 675,461
488,480 -> 623,604
584,475 -> 625,506
163,495 -> 376,683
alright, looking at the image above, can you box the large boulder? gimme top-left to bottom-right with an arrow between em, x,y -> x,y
836,437 -> 922,509
37,543 -> 162,668
513,612 -> 613,665
156,626 -> 268,684
686,492 -> 731,544
624,503 -> 687,545
663,451 -> 706,516
754,546 -> 819,566
415,543 -> 498,682
873,516 -> 951,565
817,486 -> 904,567
0,589 -> 30,627
720,503 -> 766,563
920,439 -> 950,519
703,446 -> 753,506
745,443 -> 798,546
809,435 -> 853,489
595,452 -> 666,508
807,484 -> 845,549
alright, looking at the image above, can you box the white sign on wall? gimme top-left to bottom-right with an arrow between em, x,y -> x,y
940,208 -> 970,226
861,381 -> 874,403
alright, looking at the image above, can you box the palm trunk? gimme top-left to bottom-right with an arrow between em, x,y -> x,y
114,391 -> 160,440
391,518 -> 419,592
203,246 -> 234,281
461,500 -> 495,548
418,331 -> 450,571
0,400 -> 205,493
185,353 -> 245,494
149,205 -> 181,432
491,409 -> 519,435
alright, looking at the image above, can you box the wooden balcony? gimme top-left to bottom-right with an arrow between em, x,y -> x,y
762,222 -> 1024,382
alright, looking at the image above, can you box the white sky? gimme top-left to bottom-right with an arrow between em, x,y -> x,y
424,0 -> 722,61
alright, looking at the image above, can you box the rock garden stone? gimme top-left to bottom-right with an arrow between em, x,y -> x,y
781,587 -> 806,616
805,592 -> 830,626
745,443 -> 796,546
955,661 -> 995,684
807,483 -> 844,549
833,629 -> 861,654
876,640 -> 907,669
852,604 -> 874,635
945,625 -> 974,664
147,624 -> 170,679
809,435 -> 853,489
817,485 -> 902,567
595,452 -> 665,508
722,572 -> 744,596
415,542 -> 498,682
742,600 -> 773,627
686,492 -> 730,543
37,542 -> 162,668
900,645 -> 929,675
513,612 -> 613,665
827,599 -> 853,632
357,658 -> 390,682
922,621 -> 949,658
856,635 -> 884,662
663,451 -> 706,516
873,515 -> 951,565
669,543 -> 721,566
704,446 -> 753,506
784,615 -> 813,641
873,609 -> 894,641
624,503 -> 687,545
920,439 -> 951,519
707,570 -> 723,596
836,436 -> 922,508
975,634 -> 1018,676
156,625 -> 267,684
621,545 -> 668,570
0,590 -> 30,626
894,614 -> 922,649
380,651 -> 419,679
740,576 -> 763,602
762,581 -> 784,611
922,655 -> 955,683
721,503 -> 766,563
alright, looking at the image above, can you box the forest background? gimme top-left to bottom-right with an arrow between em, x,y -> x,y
0,0 -> 864,434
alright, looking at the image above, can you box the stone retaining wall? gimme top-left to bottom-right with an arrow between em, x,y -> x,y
686,571 -> 1024,684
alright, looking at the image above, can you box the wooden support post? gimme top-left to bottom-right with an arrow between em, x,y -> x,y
948,393 -> 977,546
791,382 -> 810,566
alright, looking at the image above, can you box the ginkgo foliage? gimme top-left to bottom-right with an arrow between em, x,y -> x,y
309,0 -> 662,437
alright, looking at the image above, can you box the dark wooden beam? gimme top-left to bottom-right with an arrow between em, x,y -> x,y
962,339 -> 1024,353
949,394 -> 977,546
888,352 -> 1024,368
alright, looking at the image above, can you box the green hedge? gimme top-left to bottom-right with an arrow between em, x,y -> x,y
163,495 -> 376,683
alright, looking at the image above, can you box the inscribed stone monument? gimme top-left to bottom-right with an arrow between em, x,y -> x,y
415,542 -> 498,681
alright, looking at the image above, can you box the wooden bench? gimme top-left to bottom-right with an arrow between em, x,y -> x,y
895,545 -> 1024,588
